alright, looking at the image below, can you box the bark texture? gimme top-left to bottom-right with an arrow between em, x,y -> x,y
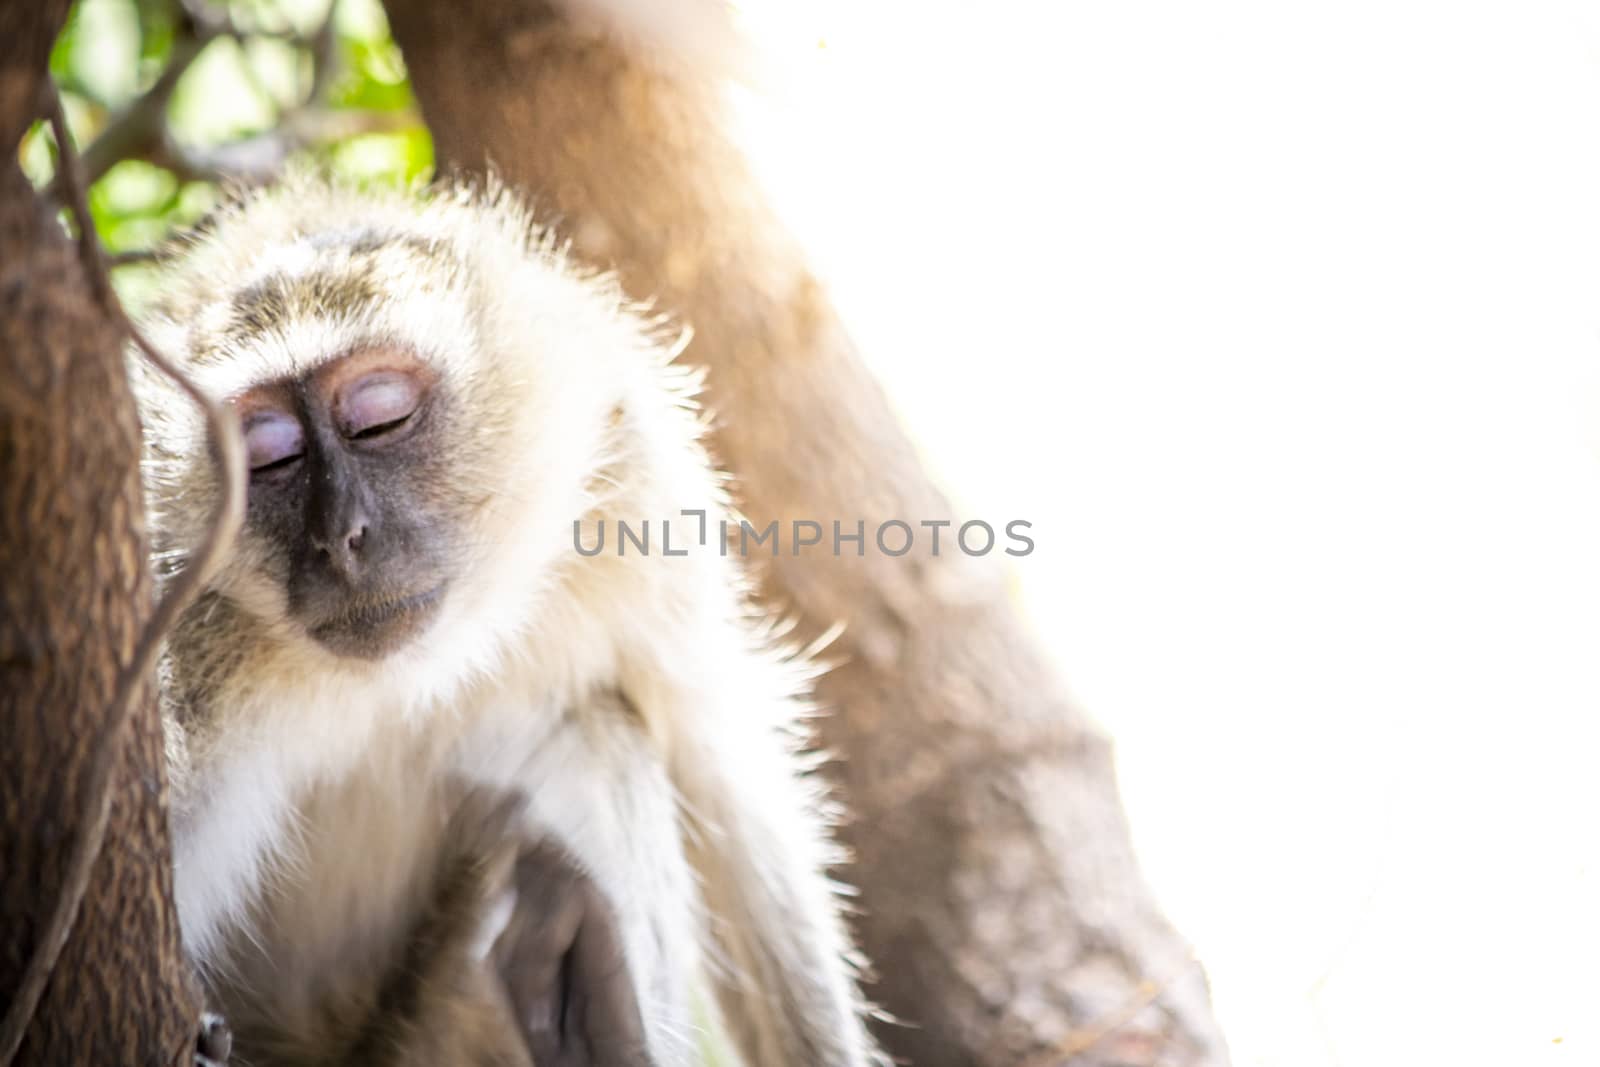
0,5 -> 200,1063
383,5 -> 1229,1065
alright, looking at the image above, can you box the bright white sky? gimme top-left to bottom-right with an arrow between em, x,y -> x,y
730,2 -> 1600,1065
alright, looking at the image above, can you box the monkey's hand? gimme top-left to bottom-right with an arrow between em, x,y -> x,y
492,838 -> 654,1067
362,785 -> 653,1067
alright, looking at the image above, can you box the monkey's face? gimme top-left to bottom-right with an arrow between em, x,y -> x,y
139,182 -> 647,695
232,344 -> 458,661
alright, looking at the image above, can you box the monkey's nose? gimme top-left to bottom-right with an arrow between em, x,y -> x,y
313,519 -> 369,581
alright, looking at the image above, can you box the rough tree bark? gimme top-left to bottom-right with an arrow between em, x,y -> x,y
0,5 -> 200,1064
382,5 -> 1229,1065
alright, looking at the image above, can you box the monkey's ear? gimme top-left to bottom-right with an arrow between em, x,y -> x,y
493,840 -> 654,1067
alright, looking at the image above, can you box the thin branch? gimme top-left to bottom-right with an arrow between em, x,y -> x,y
182,0 -> 325,47
149,106 -> 420,186
107,247 -> 168,267
305,6 -> 339,106
52,13 -> 213,194
0,83 -> 245,1067
50,0 -> 342,194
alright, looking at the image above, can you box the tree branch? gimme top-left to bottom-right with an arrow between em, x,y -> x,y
53,0 -> 348,194
68,27 -> 209,190
107,246 -> 166,267
380,3 -> 1232,1062
118,105 -> 411,190
181,0 -> 325,49
0,83 -> 245,1067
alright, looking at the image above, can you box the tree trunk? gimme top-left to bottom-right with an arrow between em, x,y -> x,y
382,5 -> 1229,1065
0,6 -> 200,1064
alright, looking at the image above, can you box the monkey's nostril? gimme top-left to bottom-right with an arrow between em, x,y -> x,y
347,525 -> 367,554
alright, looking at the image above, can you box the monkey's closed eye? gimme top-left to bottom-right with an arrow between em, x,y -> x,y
244,411 -> 304,474
337,372 -> 424,441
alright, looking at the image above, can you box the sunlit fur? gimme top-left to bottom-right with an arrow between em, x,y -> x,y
137,174 -> 876,1066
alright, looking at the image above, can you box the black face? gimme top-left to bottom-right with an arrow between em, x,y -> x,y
236,345 -> 452,660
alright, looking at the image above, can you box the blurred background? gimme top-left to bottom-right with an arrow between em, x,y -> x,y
25,2 -> 1600,1064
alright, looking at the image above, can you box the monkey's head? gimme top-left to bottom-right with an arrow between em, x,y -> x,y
139,177 -> 679,705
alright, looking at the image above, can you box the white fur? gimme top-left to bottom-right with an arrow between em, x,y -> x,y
142,177 -> 874,1065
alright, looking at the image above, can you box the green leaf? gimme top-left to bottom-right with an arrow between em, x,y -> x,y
63,0 -> 141,107
91,159 -> 180,222
324,128 -> 430,187
329,33 -> 413,111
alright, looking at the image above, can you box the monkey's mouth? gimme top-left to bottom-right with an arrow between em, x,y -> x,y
306,585 -> 445,660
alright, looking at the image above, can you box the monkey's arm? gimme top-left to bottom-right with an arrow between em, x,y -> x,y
204,783 -> 649,1067
453,689 -> 712,1066
206,787 -> 530,1067
348,802 -> 653,1067
339,789 -> 531,1067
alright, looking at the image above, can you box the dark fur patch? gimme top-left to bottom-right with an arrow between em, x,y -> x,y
344,231 -> 453,266
227,268 -> 383,344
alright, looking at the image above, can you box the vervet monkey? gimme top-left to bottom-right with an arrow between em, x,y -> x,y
138,177 -> 876,1066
